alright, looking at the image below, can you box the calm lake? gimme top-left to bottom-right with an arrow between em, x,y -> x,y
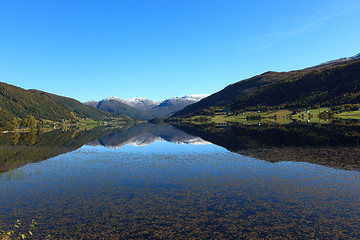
1,123 -> 360,239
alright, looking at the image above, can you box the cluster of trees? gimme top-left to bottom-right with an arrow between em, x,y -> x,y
0,115 -> 40,131
331,104 -> 360,112
246,115 -> 262,121
194,116 -> 212,123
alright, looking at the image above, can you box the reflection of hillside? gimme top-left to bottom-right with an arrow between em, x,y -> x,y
174,123 -> 360,170
237,146 -> 360,170
0,126 -> 124,173
0,145 -> 73,174
90,123 -> 210,149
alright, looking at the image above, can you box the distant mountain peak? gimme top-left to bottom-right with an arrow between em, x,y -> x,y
83,100 -> 99,108
126,97 -> 151,101
124,97 -> 160,111
125,97 -> 160,104
104,96 -> 124,102
314,52 -> 360,68
169,94 -> 210,101
350,53 -> 360,59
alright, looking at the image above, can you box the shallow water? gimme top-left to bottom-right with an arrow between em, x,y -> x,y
1,124 -> 360,239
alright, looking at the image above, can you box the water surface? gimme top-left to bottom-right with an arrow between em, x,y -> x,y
1,123 -> 360,239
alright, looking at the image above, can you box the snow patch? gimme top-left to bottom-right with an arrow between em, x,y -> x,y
350,53 -> 360,60
315,53 -> 360,67
104,96 -> 125,102
174,138 -> 211,145
169,94 -> 210,102
125,97 -> 160,105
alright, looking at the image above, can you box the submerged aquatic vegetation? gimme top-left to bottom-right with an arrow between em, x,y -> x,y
0,219 -> 37,240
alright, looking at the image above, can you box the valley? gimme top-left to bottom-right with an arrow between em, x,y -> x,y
2,2 -> 360,239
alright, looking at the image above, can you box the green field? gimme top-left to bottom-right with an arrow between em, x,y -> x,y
334,110 -> 360,120
181,107 -> 360,125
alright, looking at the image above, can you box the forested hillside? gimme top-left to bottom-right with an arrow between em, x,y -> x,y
173,58 -> 360,117
30,90 -> 115,121
0,82 -> 114,123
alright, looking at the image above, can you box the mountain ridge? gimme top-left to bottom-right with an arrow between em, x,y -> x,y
0,82 -> 118,124
173,53 -> 360,117
312,52 -> 360,68
84,94 -> 210,120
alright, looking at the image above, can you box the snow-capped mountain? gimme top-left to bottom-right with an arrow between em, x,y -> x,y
171,94 -> 210,102
123,97 -> 160,111
350,53 -> 360,60
104,96 -> 126,102
152,94 -> 210,117
94,96 -> 152,119
84,94 -> 209,120
314,52 -> 360,68
156,94 -> 209,108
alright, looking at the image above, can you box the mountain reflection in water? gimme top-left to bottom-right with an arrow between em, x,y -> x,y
174,123 -> 360,170
86,123 -> 210,149
1,123 -> 360,172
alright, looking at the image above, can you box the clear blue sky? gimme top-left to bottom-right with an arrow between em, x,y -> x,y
0,0 -> 359,102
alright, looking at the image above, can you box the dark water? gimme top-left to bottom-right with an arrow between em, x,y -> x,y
1,123 -> 360,239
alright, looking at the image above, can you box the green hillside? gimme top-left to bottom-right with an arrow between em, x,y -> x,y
30,90 -> 115,121
173,58 -> 360,117
232,59 -> 360,111
0,82 -> 115,122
